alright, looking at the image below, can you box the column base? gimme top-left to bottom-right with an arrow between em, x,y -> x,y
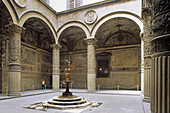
86,90 -> 96,93
8,92 -> 21,96
143,97 -> 151,103
52,88 -> 60,91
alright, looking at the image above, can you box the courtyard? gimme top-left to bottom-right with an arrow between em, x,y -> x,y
0,89 -> 150,113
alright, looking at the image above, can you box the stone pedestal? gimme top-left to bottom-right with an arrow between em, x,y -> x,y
51,44 -> 61,90
6,24 -> 24,95
85,38 -> 97,92
150,1 -> 170,113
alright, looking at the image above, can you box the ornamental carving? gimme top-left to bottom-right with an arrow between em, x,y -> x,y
9,65 -> 21,72
85,38 -> 97,45
84,10 -> 98,24
9,39 -> 21,62
6,24 -> 23,34
151,35 -> 170,54
151,0 -> 170,35
0,39 -> 6,68
50,44 -> 62,49
13,0 -> 27,8
144,43 -> 151,56
144,57 -> 151,67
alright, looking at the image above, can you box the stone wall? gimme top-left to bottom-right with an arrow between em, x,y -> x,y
60,46 -> 141,90
60,53 -> 87,89
97,47 -> 141,89
21,44 -> 52,90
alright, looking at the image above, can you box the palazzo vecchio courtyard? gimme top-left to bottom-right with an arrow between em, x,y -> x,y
0,0 -> 169,113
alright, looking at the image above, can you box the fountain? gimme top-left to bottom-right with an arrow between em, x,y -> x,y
42,60 -> 92,109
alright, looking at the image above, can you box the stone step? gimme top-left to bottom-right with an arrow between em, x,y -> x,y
52,96 -> 82,102
48,99 -> 87,105
43,100 -> 92,109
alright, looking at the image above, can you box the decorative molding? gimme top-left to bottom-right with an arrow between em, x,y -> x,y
50,44 -> 62,49
111,67 -> 138,72
5,24 -> 24,34
9,63 -> 21,72
84,10 -> 98,25
151,34 -> 170,54
85,38 -> 97,45
144,57 -> 151,67
144,43 -> 151,56
13,0 -> 27,8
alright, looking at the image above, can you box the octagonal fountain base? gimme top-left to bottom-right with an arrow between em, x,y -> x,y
42,95 -> 92,109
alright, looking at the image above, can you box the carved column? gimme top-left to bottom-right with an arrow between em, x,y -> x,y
150,1 -> 170,113
51,44 -> 61,90
0,34 -> 8,93
6,24 -> 24,95
142,6 -> 152,102
85,38 -> 97,92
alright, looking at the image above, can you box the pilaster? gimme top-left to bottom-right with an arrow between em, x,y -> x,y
142,5 -> 152,102
50,44 -> 62,90
85,38 -> 97,92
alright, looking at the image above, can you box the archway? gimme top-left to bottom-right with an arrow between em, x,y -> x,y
95,17 -> 141,90
21,17 -> 55,90
58,26 -> 87,89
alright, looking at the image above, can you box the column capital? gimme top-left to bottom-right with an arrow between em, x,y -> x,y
85,38 -> 97,45
50,44 -> 62,49
5,23 -> 25,34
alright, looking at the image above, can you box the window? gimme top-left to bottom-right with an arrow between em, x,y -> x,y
97,60 -> 109,78
96,52 -> 112,78
67,0 -> 82,9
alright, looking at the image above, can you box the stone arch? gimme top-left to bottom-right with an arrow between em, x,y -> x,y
19,11 -> 57,43
57,21 -> 90,43
91,11 -> 143,37
1,0 -> 18,23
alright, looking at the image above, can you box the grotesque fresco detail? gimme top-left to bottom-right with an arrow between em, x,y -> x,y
21,27 -> 52,52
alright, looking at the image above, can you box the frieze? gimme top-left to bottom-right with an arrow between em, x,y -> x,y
111,67 -> 138,72
21,65 -> 35,72
151,0 -> 170,35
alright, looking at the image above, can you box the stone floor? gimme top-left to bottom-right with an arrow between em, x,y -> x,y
0,89 -> 151,113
